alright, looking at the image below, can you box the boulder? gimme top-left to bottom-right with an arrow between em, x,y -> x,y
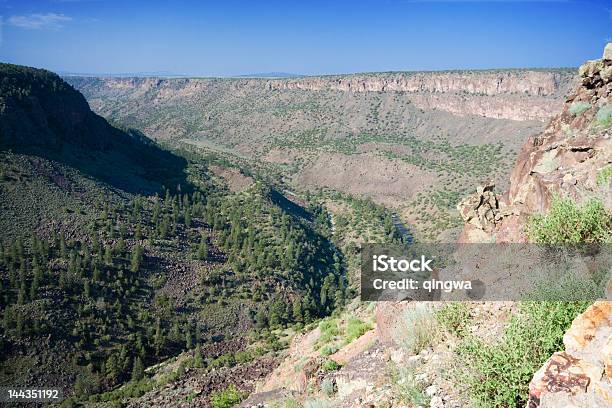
578,59 -> 604,78
526,301 -> 612,407
604,42 -> 612,61
456,182 -> 502,232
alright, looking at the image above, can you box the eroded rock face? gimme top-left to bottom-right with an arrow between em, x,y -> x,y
459,43 -> 612,243
526,301 -> 612,408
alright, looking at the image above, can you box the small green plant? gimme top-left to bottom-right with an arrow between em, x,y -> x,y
344,317 -> 370,344
596,104 -> 612,127
398,304 -> 440,354
321,359 -> 341,372
320,378 -> 335,396
210,384 -> 246,408
456,301 -> 588,407
389,363 -> 429,406
568,101 -> 591,116
596,164 -> 612,187
527,197 -> 611,244
320,344 -> 339,356
435,302 -> 471,338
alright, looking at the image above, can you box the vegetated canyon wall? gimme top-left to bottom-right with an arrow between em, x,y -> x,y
271,70 -> 577,121
68,69 -> 577,123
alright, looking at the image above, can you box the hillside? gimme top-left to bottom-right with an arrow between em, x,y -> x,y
66,69 -> 576,241
223,46 -> 611,408
0,64 -> 381,405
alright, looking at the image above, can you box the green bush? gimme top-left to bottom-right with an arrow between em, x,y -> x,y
596,164 -> 612,187
596,104 -> 612,126
321,359 -> 341,372
435,302 -> 471,338
527,197 -> 611,244
399,304 -> 439,354
568,101 -> 591,116
210,384 -> 245,408
456,301 -> 587,407
389,363 -> 429,406
320,378 -> 335,396
344,317 -> 370,343
320,344 -> 339,356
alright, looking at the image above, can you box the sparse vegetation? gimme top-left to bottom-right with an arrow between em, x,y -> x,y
389,362 -> 430,407
455,301 -> 588,407
210,384 -> 246,408
596,164 -> 612,187
398,305 -> 440,354
435,302 -> 471,338
527,197 -> 611,243
596,104 -> 612,126
568,101 -> 591,115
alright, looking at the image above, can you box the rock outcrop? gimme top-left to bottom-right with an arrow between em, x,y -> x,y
527,301 -> 612,408
459,44 -> 612,243
457,44 -> 612,407
267,70 -> 577,121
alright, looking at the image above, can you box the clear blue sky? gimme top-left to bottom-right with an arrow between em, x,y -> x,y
0,0 -> 610,76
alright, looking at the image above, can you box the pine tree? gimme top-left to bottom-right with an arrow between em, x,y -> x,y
131,356 -> 144,381
193,344 -> 203,368
197,236 -> 209,260
292,298 -> 303,323
104,246 -> 113,266
130,245 -> 143,273
185,328 -> 193,350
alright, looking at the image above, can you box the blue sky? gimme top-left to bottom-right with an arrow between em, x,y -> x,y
0,0 -> 610,76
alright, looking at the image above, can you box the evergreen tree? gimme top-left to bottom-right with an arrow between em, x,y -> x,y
130,245 -> 143,273
131,356 -> 144,381
197,236 -> 209,260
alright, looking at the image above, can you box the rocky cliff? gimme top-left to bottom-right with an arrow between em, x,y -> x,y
267,70 -> 576,121
457,44 -> 612,407
68,70 -> 576,123
458,45 -> 612,243
70,70 -> 575,123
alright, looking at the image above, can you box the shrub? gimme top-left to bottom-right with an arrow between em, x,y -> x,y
527,197 -> 611,244
344,317 -> 370,344
568,101 -> 591,116
210,384 -> 246,408
321,359 -> 341,372
596,104 -> 612,126
456,301 -> 587,407
320,344 -> 339,356
389,363 -> 429,406
320,378 -> 335,396
398,304 -> 439,354
435,302 -> 471,338
596,164 -> 612,187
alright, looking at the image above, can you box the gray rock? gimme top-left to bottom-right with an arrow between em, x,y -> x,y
604,42 -> 612,60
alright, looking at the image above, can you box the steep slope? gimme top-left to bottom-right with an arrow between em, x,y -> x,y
231,47 -> 610,408
0,63 -> 188,195
0,64 -> 351,405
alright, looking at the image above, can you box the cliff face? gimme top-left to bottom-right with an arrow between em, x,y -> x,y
458,47 -> 612,243
0,63 -> 115,151
266,70 -> 576,121
68,69 -> 576,123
